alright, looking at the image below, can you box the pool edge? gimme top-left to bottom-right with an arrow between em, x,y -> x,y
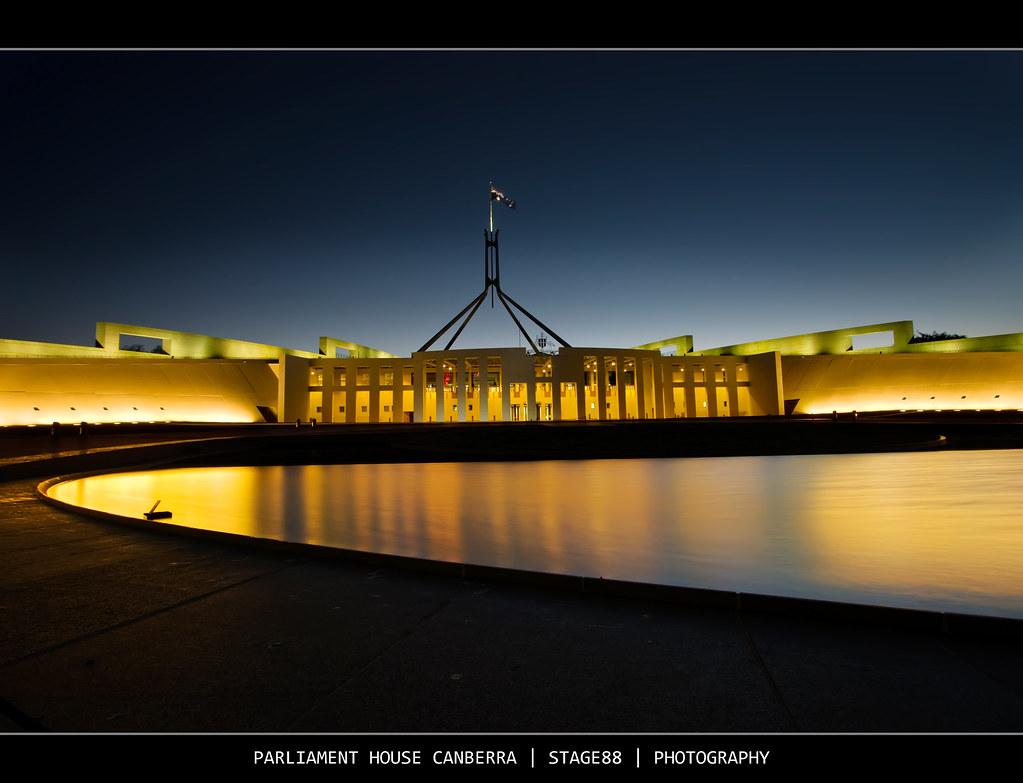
36,470 -> 1023,641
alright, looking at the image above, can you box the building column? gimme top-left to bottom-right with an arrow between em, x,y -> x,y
456,358 -> 467,422
477,358 -> 488,422
659,359 -> 675,419
392,368 -> 403,423
345,371 -> 357,424
596,357 -> 608,421
707,371 -> 720,417
684,363 -> 697,419
653,360 -> 666,419
413,357 -> 424,423
728,371 -> 740,419
321,382 -> 334,424
551,361 -> 563,421
369,367 -> 380,423
575,366 -> 587,421
436,360 -> 446,423
635,358 -> 646,420
500,359 -> 512,422
527,377 -> 537,421
617,354 -> 627,420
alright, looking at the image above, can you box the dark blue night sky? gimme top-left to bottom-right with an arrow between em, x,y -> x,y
2,51 -> 1022,354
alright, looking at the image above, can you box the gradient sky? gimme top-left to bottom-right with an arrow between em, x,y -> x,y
2,51 -> 1022,355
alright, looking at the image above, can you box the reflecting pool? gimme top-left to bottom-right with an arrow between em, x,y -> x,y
48,450 -> 1023,618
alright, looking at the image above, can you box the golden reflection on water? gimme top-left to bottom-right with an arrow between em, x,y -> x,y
48,450 -> 1023,618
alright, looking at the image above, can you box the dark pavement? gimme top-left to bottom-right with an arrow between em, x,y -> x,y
2,477 -> 1023,733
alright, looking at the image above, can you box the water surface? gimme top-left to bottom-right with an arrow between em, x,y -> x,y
48,451 -> 1023,618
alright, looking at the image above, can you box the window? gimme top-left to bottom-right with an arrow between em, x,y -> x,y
380,367 -> 394,386
356,367 -> 370,386
851,330 -> 894,350
334,368 -> 346,387
309,368 -> 323,386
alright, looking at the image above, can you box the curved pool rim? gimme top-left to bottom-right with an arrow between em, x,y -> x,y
35,465 -> 1023,639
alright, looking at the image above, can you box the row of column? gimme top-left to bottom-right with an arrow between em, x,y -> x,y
306,352 -> 752,423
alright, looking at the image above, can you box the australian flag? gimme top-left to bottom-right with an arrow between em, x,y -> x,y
490,184 -> 517,209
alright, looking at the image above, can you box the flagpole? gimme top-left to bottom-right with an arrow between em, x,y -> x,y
419,182 -> 572,352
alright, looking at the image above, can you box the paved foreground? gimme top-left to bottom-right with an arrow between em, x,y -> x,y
2,478 -> 1022,733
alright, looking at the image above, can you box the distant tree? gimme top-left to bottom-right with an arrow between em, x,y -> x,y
908,330 -> 967,344
122,341 -> 166,354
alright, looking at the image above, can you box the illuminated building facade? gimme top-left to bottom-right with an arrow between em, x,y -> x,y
2,319 -> 1023,426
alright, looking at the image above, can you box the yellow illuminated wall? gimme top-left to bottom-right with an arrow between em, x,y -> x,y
783,353 -> 1023,414
95,322 -> 321,360
0,358 -> 278,425
5,319 -> 1023,426
686,321 -> 916,357
318,336 -> 396,359
0,337 -> 166,360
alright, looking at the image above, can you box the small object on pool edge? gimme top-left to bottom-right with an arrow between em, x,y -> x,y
144,500 -> 173,521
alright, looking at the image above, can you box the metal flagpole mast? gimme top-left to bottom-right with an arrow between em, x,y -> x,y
417,183 -> 572,353
488,183 -> 494,307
